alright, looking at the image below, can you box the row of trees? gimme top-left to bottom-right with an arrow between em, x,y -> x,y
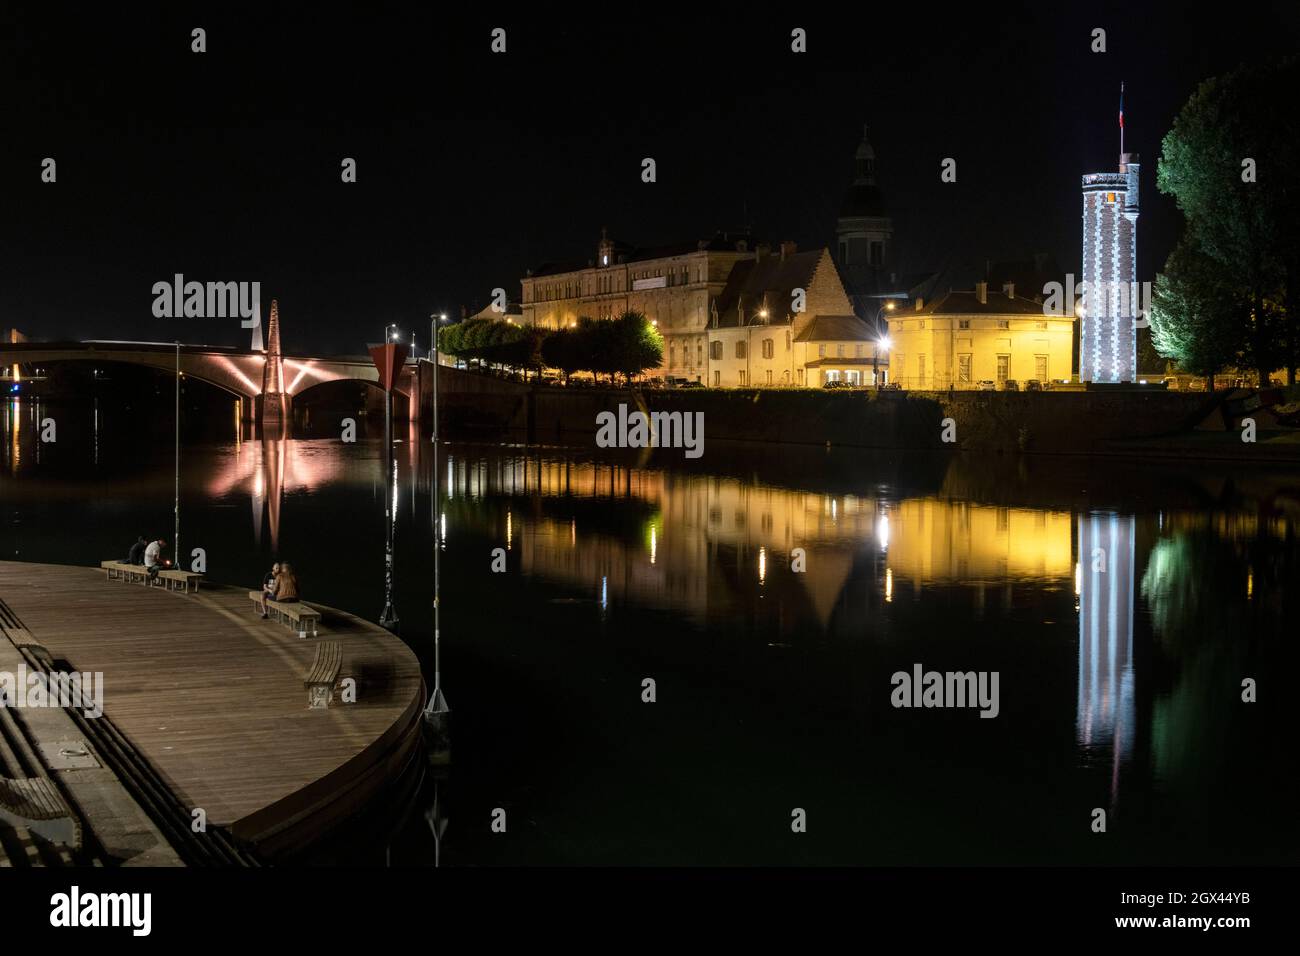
1150,57 -> 1298,387
437,310 -> 664,383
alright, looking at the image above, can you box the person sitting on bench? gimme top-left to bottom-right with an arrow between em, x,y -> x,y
144,537 -> 167,580
126,535 -> 147,565
259,562 -> 281,619
274,562 -> 300,607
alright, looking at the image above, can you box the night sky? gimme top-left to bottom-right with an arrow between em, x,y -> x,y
3,5 -> 1297,355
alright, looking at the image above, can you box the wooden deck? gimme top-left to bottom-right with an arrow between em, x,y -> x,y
0,561 -> 425,858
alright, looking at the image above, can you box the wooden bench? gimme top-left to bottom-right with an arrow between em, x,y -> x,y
158,569 -> 203,593
302,641 -> 343,709
0,777 -> 82,849
247,591 -> 321,637
100,560 -> 155,586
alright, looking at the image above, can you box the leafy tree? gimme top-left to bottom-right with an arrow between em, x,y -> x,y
606,310 -> 664,383
1157,57 -> 1298,383
1149,238 -> 1243,389
541,325 -> 584,382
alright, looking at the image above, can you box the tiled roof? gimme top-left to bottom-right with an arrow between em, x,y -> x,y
528,232 -> 756,277
912,289 -> 1047,316
792,314 -> 876,343
713,250 -> 826,328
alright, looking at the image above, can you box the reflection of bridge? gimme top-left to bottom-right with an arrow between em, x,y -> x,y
1,303 -> 416,428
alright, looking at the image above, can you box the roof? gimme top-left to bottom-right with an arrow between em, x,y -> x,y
792,315 -> 876,343
528,231 -> 757,278
712,250 -> 826,328
911,289 -> 1047,316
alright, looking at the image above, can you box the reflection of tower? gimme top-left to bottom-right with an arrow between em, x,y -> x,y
251,438 -> 286,552
261,299 -> 286,427
1076,512 -> 1136,805
1080,154 -> 1140,382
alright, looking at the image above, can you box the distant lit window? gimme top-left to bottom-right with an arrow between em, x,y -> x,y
735,341 -> 746,359
997,320 -> 1009,329
710,341 -> 722,360
959,319 -> 970,329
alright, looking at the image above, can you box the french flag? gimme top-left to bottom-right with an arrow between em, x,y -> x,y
1119,82 -> 1125,129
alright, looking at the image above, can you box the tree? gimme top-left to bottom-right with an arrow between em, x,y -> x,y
1149,238 -> 1243,389
1157,57 -> 1298,384
606,310 -> 664,383
541,326 -> 584,382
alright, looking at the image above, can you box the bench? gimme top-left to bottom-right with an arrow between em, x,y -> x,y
247,591 -> 321,637
158,569 -> 203,593
302,641 -> 343,709
0,777 -> 82,849
100,560 -> 156,586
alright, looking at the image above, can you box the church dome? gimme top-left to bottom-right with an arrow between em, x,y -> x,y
839,182 -> 887,218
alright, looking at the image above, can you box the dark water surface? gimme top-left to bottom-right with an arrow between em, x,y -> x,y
3,396 -> 1299,865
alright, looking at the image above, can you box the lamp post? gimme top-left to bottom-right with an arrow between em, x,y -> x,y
373,326 -> 407,631
425,312 -> 450,734
873,301 -> 896,389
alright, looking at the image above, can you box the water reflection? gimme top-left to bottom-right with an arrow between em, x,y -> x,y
2,404 -> 1297,863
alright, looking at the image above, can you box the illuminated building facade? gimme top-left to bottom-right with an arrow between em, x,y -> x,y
1080,154 -> 1140,383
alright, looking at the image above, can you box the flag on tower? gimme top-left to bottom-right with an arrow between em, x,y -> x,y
1119,82 -> 1125,129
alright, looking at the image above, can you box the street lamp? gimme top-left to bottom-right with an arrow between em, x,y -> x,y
873,301 -> 896,388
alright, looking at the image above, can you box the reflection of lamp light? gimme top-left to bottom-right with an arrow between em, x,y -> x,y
758,547 -> 766,584
885,567 -> 893,602
878,513 -> 890,551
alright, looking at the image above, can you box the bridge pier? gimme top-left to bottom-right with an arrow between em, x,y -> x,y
255,392 -> 292,434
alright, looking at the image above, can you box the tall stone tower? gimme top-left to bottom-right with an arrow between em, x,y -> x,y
1080,154 -> 1140,383
835,126 -> 894,323
261,298 -> 286,426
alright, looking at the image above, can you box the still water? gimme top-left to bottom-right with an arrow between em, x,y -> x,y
3,396 -> 1299,865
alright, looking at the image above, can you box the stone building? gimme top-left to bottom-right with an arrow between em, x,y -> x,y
520,229 -> 755,383
887,283 -> 1074,389
706,246 -> 881,387
1080,153 -> 1140,383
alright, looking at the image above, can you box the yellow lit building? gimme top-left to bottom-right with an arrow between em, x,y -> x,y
887,282 -> 1074,389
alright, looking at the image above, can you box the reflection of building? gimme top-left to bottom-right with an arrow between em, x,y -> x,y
887,284 -> 1073,389
1080,154 -> 1140,383
1076,512 -> 1136,786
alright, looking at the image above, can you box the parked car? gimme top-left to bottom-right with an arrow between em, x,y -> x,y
1002,379 -> 1019,391
976,380 -> 997,391
823,380 -> 851,390
1024,379 -> 1043,391
677,380 -> 705,389
879,382 -> 903,391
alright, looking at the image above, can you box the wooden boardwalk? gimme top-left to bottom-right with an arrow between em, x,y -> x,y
0,561 -> 424,858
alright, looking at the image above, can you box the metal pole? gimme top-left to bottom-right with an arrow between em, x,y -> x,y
425,314 -> 449,724
174,342 -> 180,567
380,382 -> 398,629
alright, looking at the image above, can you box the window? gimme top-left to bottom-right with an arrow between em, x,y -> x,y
818,345 -> 826,357
855,344 -> 862,357
696,343 -> 703,365
824,370 -> 841,383
762,339 -> 774,359
918,320 -> 925,330
797,368 -> 805,385
870,241 -> 884,266
713,370 -> 721,386
735,341 -> 747,359
846,370 -> 861,385
739,370 -> 747,386
997,354 -> 1010,382
958,319 -> 970,330
918,354 -> 926,383
765,369 -> 772,384
997,319 -> 1009,329
669,345 -> 676,368
1035,321 -> 1048,330
837,344 -> 844,357
785,331 -> 790,352
1035,355 -> 1048,381
958,353 -> 972,383
710,341 -> 722,360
